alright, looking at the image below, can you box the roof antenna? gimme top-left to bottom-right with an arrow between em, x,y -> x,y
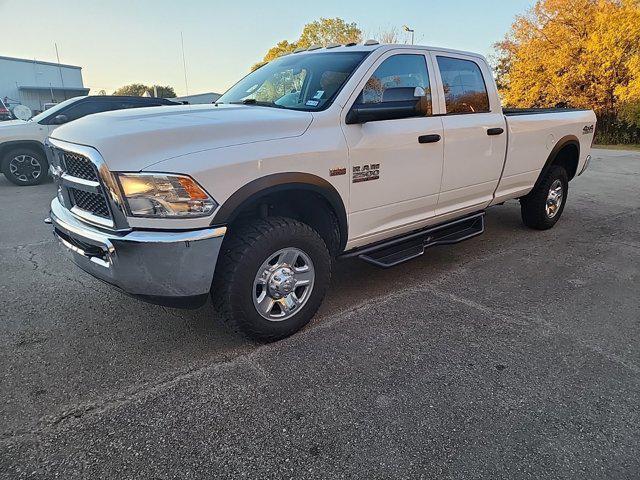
180,32 -> 190,96
54,43 -> 66,99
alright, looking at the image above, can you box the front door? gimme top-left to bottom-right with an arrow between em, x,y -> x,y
342,51 -> 444,247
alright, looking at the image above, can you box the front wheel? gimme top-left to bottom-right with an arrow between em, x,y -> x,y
212,217 -> 331,342
2,147 -> 49,186
520,165 -> 569,230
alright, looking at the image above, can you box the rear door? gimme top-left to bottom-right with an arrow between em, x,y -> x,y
342,50 -> 444,246
430,53 -> 507,216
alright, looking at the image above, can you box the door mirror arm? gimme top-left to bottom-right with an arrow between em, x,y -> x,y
345,108 -> 361,125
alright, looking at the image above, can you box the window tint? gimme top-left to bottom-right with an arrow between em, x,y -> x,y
61,101 -> 116,122
356,54 -> 432,116
436,56 -> 490,114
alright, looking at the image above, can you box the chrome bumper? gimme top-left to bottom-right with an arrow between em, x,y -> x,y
49,198 -> 226,308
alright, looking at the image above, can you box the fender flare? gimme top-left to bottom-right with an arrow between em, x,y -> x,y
536,135 -> 580,185
211,172 -> 348,252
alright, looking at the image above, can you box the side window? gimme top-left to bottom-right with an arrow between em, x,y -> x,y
436,56 -> 490,114
61,101 -> 115,122
355,54 -> 432,116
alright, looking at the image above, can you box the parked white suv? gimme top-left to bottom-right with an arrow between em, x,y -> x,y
0,96 -> 179,186
47,43 -> 596,340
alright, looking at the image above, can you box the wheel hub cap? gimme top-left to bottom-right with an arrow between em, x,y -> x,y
545,179 -> 563,218
267,266 -> 296,298
9,155 -> 41,183
253,247 -> 315,321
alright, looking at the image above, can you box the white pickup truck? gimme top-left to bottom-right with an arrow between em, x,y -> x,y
46,43 -> 596,341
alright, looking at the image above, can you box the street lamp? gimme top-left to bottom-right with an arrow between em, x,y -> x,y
403,25 -> 415,45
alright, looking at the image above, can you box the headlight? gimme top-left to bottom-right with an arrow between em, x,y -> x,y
116,173 -> 217,218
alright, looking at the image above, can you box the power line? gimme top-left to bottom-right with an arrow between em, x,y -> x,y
180,32 -> 189,96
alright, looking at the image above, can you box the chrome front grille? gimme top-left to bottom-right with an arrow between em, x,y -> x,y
48,144 -> 114,227
69,188 -> 111,218
62,152 -> 99,182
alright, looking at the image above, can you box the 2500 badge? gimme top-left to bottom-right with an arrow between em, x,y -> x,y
352,163 -> 380,183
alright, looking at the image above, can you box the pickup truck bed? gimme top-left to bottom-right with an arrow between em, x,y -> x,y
494,108 -> 595,205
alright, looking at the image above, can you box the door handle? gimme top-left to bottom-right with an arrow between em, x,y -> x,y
487,128 -> 504,136
418,134 -> 441,144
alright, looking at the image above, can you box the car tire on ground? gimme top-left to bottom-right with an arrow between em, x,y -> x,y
520,165 -> 569,230
212,216 -> 332,342
2,147 -> 49,186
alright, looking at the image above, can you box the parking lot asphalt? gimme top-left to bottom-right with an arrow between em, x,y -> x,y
0,149 -> 639,479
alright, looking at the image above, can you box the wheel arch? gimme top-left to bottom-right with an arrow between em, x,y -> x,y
536,135 -> 580,186
211,173 -> 348,254
0,140 -> 47,168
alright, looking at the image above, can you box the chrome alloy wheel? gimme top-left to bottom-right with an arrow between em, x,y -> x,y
545,179 -> 563,218
9,155 -> 41,183
252,247 -> 315,321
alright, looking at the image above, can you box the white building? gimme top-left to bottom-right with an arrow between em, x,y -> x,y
0,55 -> 89,114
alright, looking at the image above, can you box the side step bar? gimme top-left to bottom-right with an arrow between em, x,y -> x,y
341,212 -> 485,268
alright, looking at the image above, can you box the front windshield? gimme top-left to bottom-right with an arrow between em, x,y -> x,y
217,51 -> 369,111
31,96 -> 84,123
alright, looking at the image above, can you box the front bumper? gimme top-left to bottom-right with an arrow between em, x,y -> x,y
49,198 -> 226,308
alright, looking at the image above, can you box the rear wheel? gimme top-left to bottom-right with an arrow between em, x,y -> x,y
2,147 -> 48,186
520,165 -> 569,230
212,217 -> 331,342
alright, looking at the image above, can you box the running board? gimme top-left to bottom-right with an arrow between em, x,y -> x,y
341,212 -> 485,268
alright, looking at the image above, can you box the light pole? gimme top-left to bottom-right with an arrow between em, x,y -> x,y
403,25 -> 415,45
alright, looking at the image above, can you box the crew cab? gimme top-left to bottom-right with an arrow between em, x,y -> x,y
0,95 -> 179,186
46,43 -> 596,341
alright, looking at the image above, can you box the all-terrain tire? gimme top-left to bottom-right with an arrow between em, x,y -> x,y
520,165 -> 569,230
212,217 -> 331,342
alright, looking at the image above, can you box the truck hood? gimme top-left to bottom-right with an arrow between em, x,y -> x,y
49,104 -> 313,171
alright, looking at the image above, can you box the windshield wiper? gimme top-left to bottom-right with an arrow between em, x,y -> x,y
229,99 -> 286,109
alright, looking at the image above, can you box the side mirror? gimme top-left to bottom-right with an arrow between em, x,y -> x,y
52,114 -> 68,125
414,86 -> 426,97
345,103 -> 418,125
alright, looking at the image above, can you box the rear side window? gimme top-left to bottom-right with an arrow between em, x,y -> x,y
436,56 -> 490,114
356,54 -> 433,116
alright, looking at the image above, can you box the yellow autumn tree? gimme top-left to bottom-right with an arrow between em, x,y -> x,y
495,0 -> 640,139
251,18 -> 362,71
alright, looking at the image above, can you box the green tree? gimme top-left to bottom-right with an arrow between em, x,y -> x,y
112,83 -> 149,96
112,84 -> 177,98
151,85 -> 177,98
252,17 -> 362,71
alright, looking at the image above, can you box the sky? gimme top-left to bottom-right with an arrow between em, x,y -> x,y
1,0 -> 534,97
